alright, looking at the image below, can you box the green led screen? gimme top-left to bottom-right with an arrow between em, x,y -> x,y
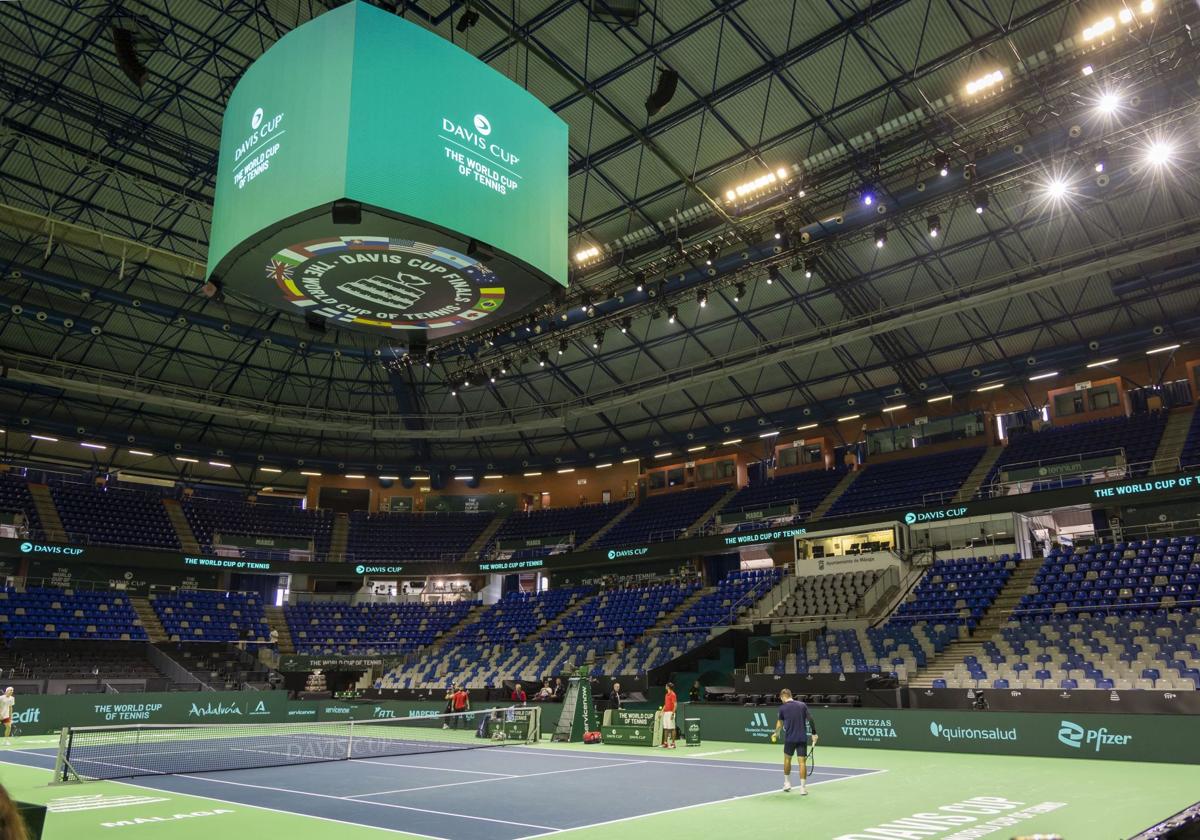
207,1 -> 568,339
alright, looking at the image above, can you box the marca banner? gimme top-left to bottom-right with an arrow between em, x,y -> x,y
689,706 -> 1200,763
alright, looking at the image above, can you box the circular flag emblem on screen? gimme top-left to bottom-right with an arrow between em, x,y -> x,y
264,237 -> 505,331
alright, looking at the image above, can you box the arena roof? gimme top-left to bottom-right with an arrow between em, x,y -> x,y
2,0 -> 1200,479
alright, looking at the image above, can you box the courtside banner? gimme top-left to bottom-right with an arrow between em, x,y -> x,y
690,706 -> 1200,763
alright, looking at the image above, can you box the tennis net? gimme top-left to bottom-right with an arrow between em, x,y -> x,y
54,705 -> 540,783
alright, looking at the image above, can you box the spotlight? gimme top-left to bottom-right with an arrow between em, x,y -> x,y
874,226 -> 887,248
425,352 -> 435,368
667,306 -> 678,324
767,266 -> 781,285
501,358 -> 510,374
539,350 -> 549,366
861,185 -> 876,207
1082,64 -> 1094,77
592,330 -> 604,350
634,272 -> 645,292
558,339 -> 568,355
1097,92 -> 1120,115
773,217 -> 786,240
1045,178 -> 1069,201
697,289 -> 708,308
734,282 -> 746,301
451,388 -> 457,397
706,244 -> 719,266
973,189 -> 989,214
790,254 -> 803,272
927,215 -> 941,238
934,151 -> 950,177
963,162 -> 976,181
489,369 -> 498,383
455,8 -> 480,32
1146,141 -> 1174,166
1091,149 -> 1107,173
620,317 -> 631,333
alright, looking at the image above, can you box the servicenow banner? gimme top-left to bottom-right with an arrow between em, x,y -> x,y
689,706 -> 1200,764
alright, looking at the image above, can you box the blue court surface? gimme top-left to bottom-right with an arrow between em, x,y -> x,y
3,743 -> 879,840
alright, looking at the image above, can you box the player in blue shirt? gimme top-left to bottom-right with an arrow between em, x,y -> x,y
770,688 -> 818,794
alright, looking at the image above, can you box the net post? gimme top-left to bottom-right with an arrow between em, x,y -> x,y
51,726 -> 81,785
347,718 -> 355,760
528,706 -> 541,743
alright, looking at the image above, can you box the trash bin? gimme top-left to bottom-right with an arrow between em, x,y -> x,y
684,718 -> 701,747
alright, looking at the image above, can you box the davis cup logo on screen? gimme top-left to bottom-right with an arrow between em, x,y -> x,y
265,237 -> 506,332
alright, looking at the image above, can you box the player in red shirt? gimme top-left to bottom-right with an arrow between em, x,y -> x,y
661,682 -> 678,749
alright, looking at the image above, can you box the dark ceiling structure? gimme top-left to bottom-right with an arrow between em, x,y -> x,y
2,0 -> 1199,484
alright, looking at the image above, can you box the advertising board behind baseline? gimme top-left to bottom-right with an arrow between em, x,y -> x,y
689,706 -> 1200,764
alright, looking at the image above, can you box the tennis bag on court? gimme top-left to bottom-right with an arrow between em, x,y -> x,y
582,731 -> 602,744
475,714 -> 490,739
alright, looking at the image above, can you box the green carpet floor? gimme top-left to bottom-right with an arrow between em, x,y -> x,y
2,735 -> 1196,839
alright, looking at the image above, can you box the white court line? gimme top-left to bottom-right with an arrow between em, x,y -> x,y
350,758 -> 515,776
350,761 -> 643,798
0,756 -> 451,840
503,747 -> 864,776
511,767 -> 890,840
170,772 -> 561,831
687,749 -> 746,758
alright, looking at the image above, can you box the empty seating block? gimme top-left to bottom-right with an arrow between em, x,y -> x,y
828,448 -> 986,516
151,591 -> 270,643
286,600 -> 477,655
0,475 -> 42,539
347,511 -> 492,564
893,555 -> 1019,627
183,495 -> 333,556
0,587 -> 146,641
1021,538 -> 1197,619
384,587 -> 592,688
721,469 -> 846,520
773,570 -> 879,619
596,485 -> 730,549
983,412 -> 1168,495
487,502 -> 629,557
50,483 -> 179,550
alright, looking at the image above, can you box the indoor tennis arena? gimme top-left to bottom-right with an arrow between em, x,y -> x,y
2,1 -> 1200,838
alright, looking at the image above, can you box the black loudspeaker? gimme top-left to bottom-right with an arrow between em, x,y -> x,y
645,69 -> 679,116
304,312 -> 327,334
590,0 -> 640,24
111,27 -> 148,88
331,199 -> 362,225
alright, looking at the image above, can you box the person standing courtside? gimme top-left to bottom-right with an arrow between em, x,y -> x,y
450,684 -> 470,729
609,681 -> 622,714
771,688 -> 818,794
0,689 -> 12,743
661,682 -> 677,749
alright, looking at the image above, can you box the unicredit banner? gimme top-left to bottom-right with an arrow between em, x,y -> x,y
207,1 -> 568,339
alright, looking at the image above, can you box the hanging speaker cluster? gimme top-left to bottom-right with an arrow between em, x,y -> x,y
111,26 -> 148,88
645,69 -> 679,116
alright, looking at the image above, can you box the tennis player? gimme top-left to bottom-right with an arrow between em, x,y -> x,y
661,682 -> 677,749
0,688 -> 13,743
771,688 -> 817,794
450,684 -> 470,729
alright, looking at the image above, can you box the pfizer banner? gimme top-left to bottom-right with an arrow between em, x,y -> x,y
690,706 -> 1200,764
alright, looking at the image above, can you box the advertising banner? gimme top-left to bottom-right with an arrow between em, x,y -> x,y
690,705 -> 1200,763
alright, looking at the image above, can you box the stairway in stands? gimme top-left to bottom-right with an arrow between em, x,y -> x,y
908,557 -> 1044,688
162,499 -> 201,552
578,499 -> 637,550
809,471 -> 859,519
264,605 -> 295,654
684,484 -> 741,537
955,446 -> 1005,501
1151,405 -> 1195,474
26,484 -> 67,542
329,513 -> 350,561
130,596 -> 168,643
462,511 -> 509,562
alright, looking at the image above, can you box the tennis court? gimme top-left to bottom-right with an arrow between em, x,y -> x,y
3,720 -> 1200,839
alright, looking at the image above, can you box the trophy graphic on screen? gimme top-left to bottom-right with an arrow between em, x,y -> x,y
337,272 -> 430,309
